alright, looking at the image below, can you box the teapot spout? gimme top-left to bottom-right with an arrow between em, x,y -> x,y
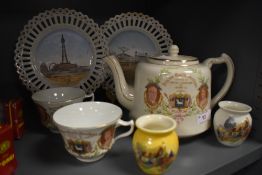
103,55 -> 134,110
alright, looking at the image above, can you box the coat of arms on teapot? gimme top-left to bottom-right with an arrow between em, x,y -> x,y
104,45 -> 234,137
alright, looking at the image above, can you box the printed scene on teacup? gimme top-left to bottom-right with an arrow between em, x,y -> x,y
60,125 -> 116,158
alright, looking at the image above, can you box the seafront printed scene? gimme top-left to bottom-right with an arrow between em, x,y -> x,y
36,30 -> 94,86
109,31 -> 158,84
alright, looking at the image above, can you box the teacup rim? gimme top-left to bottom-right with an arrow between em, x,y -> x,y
32,87 -> 87,104
53,101 -> 122,130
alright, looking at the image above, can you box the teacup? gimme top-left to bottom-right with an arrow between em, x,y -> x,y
32,87 -> 94,133
53,101 -> 134,162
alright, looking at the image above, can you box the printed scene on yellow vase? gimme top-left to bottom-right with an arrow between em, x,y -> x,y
134,143 -> 176,174
216,117 -> 251,143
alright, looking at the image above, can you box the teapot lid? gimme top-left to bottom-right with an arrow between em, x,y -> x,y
148,45 -> 199,66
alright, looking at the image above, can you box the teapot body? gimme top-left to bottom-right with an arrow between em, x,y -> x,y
131,61 -> 212,137
104,45 -> 234,138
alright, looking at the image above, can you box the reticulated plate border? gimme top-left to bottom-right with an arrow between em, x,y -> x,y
14,8 -> 107,93
100,12 -> 173,95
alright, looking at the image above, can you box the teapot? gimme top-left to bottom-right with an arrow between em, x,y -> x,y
104,45 -> 234,137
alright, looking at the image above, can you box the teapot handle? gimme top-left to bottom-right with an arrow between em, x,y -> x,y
203,53 -> 234,108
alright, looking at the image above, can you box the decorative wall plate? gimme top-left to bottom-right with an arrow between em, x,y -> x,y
101,12 -> 173,96
14,8 -> 107,93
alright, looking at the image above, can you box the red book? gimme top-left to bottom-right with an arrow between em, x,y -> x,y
0,125 -> 17,175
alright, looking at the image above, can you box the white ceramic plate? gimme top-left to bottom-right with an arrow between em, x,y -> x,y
101,12 -> 173,96
14,8 -> 107,93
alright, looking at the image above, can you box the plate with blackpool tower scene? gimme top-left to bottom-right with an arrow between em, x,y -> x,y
14,8 -> 107,93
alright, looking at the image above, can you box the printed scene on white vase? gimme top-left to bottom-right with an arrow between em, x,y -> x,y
216,117 -> 251,143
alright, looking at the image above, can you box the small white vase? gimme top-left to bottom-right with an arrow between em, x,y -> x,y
213,101 -> 252,147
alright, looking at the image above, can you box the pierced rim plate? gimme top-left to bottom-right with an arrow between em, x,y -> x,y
14,8 -> 107,93
101,12 -> 173,94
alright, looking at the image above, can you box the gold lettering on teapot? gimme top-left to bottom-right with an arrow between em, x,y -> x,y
161,73 -> 197,90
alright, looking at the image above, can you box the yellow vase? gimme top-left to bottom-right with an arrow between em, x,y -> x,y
132,114 -> 179,175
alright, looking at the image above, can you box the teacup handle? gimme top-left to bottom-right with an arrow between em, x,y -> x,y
83,93 -> 95,102
114,119 -> 134,143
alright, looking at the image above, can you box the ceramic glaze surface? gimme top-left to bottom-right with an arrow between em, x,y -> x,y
14,8 -> 106,93
32,87 -> 86,103
104,44 -> 234,137
213,101 -> 252,147
53,102 -> 122,128
53,102 -> 134,162
32,87 -> 94,132
101,12 -> 173,96
132,61 -> 211,137
132,114 -> 179,175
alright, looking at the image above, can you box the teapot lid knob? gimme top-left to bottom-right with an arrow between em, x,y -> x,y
150,44 -> 198,65
169,45 -> 179,56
